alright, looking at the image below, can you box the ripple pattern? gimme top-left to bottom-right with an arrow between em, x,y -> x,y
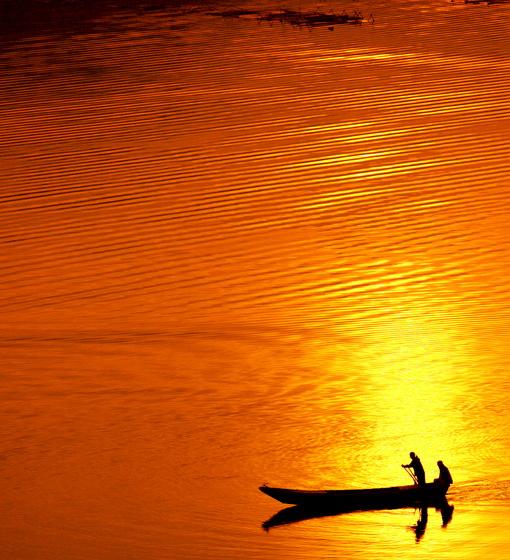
1,0 -> 510,333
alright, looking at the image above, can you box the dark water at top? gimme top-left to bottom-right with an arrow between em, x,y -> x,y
1,0 -> 510,558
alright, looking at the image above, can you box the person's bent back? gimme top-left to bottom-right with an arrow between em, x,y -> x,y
435,460 -> 453,489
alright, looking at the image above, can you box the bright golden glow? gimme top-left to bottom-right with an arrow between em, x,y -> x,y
353,312 -> 472,484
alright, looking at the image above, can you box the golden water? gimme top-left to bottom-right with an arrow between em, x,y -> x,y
1,1 -> 510,558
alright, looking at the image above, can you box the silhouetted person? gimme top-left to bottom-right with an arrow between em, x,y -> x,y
402,451 -> 426,486
434,460 -> 453,489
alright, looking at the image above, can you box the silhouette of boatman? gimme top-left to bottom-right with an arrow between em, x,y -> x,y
402,451 -> 426,486
434,460 -> 453,489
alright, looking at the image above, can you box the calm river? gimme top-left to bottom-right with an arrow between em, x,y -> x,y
1,0 -> 510,558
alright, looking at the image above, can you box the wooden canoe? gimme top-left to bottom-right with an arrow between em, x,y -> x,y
259,481 -> 448,508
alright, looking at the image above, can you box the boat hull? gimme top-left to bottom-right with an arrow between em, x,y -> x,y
259,482 -> 448,508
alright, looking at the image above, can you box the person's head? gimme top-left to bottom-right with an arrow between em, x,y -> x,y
437,460 -> 443,467
410,452 -> 416,459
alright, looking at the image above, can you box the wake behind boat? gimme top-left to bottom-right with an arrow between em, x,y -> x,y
259,481 -> 449,509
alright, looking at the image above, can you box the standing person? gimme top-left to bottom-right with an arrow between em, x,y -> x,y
402,451 -> 426,486
435,460 -> 453,489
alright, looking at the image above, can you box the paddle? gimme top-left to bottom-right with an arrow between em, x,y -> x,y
402,465 -> 418,485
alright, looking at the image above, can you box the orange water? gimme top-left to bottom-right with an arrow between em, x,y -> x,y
1,1 -> 510,558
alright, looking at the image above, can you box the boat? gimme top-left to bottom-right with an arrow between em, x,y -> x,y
259,481 -> 449,509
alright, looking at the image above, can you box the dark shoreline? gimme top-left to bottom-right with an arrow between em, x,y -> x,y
0,0 -> 214,38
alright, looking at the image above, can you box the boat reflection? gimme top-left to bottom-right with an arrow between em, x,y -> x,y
262,499 -> 454,534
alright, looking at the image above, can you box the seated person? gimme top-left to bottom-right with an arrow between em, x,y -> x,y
434,460 -> 453,489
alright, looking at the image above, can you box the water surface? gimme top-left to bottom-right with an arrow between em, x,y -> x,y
1,0 -> 510,558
